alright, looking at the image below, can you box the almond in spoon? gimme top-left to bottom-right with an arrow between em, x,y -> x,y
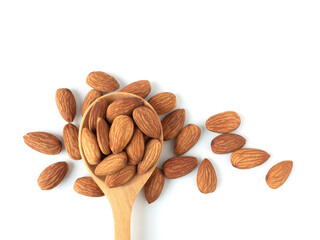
96,117 -> 111,155
89,98 -> 108,132
105,165 -> 136,188
137,139 -> 162,174
81,128 -> 101,165
126,127 -> 145,165
109,115 -> 134,154
95,152 -> 127,176
81,89 -> 102,116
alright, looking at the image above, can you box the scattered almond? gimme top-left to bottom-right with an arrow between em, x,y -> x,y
174,124 -> 201,156
120,80 -> 151,98
95,152 -> 127,176
106,97 -> 143,123
55,88 -> 77,123
126,127 -> 145,165
266,161 -> 293,189
162,156 -> 198,179
206,111 -> 241,133
86,71 -> 120,92
148,92 -> 176,115
81,89 -> 103,116
38,162 -> 69,190
132,106 -> 161,138
81,128 -> 101,165
162,109 -> 185,141
211,134 -> 246,154
231,148 -> 270,169
23,132 -> 62,155
105,165 -> 136,188
63,123 -> 81,160
197,158 -> 217,194
89,98 -> 108,132
109,115 -> 134,154
144,168 -> 165,204
74,177 -> 104,197
137,139 -> 162,174
96,117 -> 111,155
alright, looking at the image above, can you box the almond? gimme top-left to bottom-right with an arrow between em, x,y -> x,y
55,88 -> 76,122
132,106 -> 161,138
74,177 -> 104,197
162,156 -> 198,179
81,89 -> 103,116
211,134 -> 246,154
266,161 -> 293,189
137,139 -> 162,174
63,123 -> 81,160
206,111 -> 241,133
95,152 -> 127,176
38,162 -> 68,190
231,148 -> 270,169
109,115 -> 134,154
23,132 -> 62,155
96,117 -> 111,155
81,128 -> 101,165
197,158 -> 217,194
120,80 -> 151,98
105,165 -> 136,188
126,127 -> 145,165
86,71 -> 120,92
89,98 -> 108,132
144,168 -> 165,204
162,109 -> 185,141
174,124 -> 201,156
106,97 -> 143,123
148,92 -> 176,115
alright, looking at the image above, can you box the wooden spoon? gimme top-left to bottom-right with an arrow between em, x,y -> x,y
79,92 -> 163,240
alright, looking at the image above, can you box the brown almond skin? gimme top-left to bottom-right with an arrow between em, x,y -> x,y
161,109 -> 185,141
120,80 -> 151,98
86,71 -> 120,92
74,177 -> 104,197
211,134 -> 246,154
266,161 -> 293,189
109,115 -> 134,154
63,123 -> 81,160
95,152 -> 127,176
55,88 -> 77,123
148,92 -> 177,115
38,162 -> 68,190
105,165 -> 136,188
132,106 -> 161,138
137,139 -> 162,174
197,159 -> 217,194
96,117 -> 111,155
23,132 -> 62,155
89,98 -> 108,132
106,97 -> 143,123
206,111 -> 241,133
162,156 -> 198,179
81,89 -> 103,116
231,148 -> 270,169
81,128 -> 101,165
126,128 -> 145,165
174,124 -> 201,156
144,168 -> 165,204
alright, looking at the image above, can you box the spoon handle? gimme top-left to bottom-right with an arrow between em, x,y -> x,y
110,198 -> 133,240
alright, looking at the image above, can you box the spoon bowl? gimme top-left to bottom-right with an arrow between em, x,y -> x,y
79,92 -> 163,240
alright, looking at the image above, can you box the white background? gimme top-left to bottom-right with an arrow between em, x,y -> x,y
1,1 -> 319,239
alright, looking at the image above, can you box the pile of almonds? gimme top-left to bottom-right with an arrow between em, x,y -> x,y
23,71 -> 293,204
